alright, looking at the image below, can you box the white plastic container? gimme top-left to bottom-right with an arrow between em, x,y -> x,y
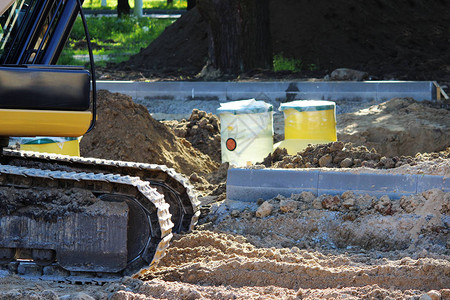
217,99 -> 273,166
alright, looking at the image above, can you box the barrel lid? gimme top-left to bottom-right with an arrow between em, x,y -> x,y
279,100 -> 335,112
217,99 -> 273,114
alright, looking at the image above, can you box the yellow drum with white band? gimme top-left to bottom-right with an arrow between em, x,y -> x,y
274,100 -> 337,155
280,100 -> 337,141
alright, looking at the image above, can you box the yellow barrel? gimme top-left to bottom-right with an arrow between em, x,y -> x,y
280,100 -> 337,141
19,137 -> 80,156
217,99 -> 273,166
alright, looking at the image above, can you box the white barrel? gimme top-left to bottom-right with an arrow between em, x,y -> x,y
217,99 -> 273,166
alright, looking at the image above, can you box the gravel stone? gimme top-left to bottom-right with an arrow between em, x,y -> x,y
280,199 -> 298,212
256,201 -> 273,218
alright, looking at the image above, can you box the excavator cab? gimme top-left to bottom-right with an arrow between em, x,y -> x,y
0,0 -> 94,138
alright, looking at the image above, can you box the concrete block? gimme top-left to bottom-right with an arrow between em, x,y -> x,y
227,168 -> 447,202
227,168 -> 319,201
417,175 -> 449,193
317,171 -> 417,199
226,185 -> 315,202
97,81 -> 437,104
374,81 -> 434,101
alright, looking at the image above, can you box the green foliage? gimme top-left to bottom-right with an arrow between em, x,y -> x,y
308,63 -> 319,71
58,49 -> 81,65
83,0 -> 187,10
60,16 -> 175,65
273,54 -> 303,72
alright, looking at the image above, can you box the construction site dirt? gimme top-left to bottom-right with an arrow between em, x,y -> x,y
0,89 -> 448,299
0,0 -> 449,297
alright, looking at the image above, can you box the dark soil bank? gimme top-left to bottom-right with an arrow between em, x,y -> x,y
117,0 -> 449,83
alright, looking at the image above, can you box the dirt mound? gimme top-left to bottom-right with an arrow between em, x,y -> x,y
116,7 -> 208,75
270,0 -> 450,81
337,98 -> 450,157
80,90 -> 218,176
206,190 -> 449,253
163,109 -> 221,163
142,229 -> 449,293
264,142 -> 450,170
113,0 -> 449,83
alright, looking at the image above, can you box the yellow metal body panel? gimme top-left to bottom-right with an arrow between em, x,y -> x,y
0,109 -> 92,137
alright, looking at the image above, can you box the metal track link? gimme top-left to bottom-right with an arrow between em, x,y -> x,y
0,163 -> 173,281
3,149 -> 200,232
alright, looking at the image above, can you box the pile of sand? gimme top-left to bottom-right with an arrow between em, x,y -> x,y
337,98 -> 450,157
80,90 -> 219,177
163,109 -> 221,164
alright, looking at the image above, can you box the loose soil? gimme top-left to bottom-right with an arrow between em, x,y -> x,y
1,0 -> 450,296
163,109 -> 221,164
80,90 -> 219,176
1,93 -> 449,299
337,98 -> 450,157
0,187 -> 98,220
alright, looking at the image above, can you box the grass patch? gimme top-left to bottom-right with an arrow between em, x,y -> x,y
273,54 -> 303,72
58,16 -> 175,66
83,0 -> 187,10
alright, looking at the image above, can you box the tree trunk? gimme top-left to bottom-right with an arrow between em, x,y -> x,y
117,0 -> 130,17
187,0 -> 196,10
134,0 -> 143,17
197,0 -> 272,75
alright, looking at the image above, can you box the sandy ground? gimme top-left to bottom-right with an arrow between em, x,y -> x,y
0,92 -> 449,299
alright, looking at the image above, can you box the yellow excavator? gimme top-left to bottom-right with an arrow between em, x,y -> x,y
0,0 -> 198,282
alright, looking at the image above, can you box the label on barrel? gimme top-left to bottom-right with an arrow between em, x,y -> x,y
226,138 -> 237,151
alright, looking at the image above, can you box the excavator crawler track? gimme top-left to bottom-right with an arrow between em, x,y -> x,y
0,163 -> 173,282
2,149 -> 200,233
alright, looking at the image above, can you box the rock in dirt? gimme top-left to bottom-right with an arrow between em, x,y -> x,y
80,90 -> 219,177
280,199 -> 298,212
264,141 -> 449,176
256,201 -> 273,218
328,68 -> 369,81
